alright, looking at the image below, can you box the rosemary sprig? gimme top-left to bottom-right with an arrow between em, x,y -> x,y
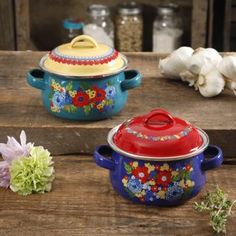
194,186 -> 236,234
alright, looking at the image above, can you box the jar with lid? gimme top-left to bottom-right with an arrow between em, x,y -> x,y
153,3 -> 183,53
116,2 -> 143,52
83,4 -> 114,47
62,18 -> 84,43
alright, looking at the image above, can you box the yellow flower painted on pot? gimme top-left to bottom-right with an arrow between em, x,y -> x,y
97,100 -> 106,110
69,90 -> 77,98
148,179 -> 156,185
178,179 -> 185,188
160,163 -> 170,171
157,190 -> 166,199
132,161 -> 138,168
51,106 -> 60,113
145,163 -> 155,173
171,171 -> 178,177
86,89 -> 96,99
122,177 -> 128,187
186,179 -> 195,187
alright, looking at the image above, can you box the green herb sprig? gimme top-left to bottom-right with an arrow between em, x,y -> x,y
194,186 -> 236,234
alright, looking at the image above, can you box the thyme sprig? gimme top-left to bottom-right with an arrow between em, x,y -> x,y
194,186 -> 236,234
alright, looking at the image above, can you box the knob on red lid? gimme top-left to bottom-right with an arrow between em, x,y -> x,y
112,109 -> 204,159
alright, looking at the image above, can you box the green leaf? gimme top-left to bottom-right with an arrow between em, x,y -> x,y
124,162 -> 132,174
172,175 -> 180,182
105,99 -> 113,106
84,105 -> 91,114
65,82 -> 73,91
79,82 -> 91,91
63,105 -> 77,113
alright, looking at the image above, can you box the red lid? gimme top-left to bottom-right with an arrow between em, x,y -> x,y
109,109 -> 208,160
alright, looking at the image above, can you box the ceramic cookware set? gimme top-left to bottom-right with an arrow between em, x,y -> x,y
27,35 -> 223,206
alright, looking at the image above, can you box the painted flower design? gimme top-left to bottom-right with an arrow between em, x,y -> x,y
73,91 -> 90,107
49,79 -> 115,114
127,178 -> 142,193
105,86 -> 116,99
92,87 -> 106,102
156,170 -> 172,187
52,91 -> 66,109
166,183 -> 184,201
122,161 -> 195,202
132,166 -> 149,183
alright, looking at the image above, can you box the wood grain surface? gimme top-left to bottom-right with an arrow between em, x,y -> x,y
0,155 -> 235,236
0,51 -> 235,157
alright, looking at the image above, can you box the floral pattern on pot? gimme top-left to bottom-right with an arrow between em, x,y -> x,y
49,79 -> 116,114
122,161 -> 195,202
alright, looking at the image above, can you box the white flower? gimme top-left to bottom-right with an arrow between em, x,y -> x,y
0,131 -> 33,188
0,130 -> 33,163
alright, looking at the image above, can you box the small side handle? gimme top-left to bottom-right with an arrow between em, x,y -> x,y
27,68 -> 46,90
121,70 -> 142,91
93,145 -> 115,170
201,145 -> 223,171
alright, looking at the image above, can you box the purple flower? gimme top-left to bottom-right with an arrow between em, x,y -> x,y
0,131 -> 33,188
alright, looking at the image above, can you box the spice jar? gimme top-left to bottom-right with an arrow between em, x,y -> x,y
116,2 -> 143,52
153,3 -> 183,53
83,4 -> 114,47
62,18 -> 84,43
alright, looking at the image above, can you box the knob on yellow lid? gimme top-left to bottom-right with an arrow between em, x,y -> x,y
40,35 -> 127,78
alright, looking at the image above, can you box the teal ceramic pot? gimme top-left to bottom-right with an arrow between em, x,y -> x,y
26,35 -> 142,121
27,69 -> 141,120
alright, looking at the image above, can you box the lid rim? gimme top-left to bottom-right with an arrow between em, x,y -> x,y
39,53 -> 128,79
107,125 -> 209,161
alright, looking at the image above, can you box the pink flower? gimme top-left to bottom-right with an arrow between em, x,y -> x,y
0,131 -> 33,188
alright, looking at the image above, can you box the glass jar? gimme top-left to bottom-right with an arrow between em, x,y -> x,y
62,18 -> 84,43
153,3 -> 183,53
83,4 -> 114,47
116,2 -> 143,52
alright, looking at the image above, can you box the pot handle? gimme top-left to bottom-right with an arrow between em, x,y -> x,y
201,145 -> 223,171
93,145 -> 115,170
27,68 -> 46,90
121,70 -> 142,91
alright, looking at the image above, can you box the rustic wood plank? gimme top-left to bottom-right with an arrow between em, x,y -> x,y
0,0 -> 15,50
191,0 -> 208,48
0,51 -> 235,157
14,0 -> 33,50
0,155 -> 235,236
223,0 -> 232,51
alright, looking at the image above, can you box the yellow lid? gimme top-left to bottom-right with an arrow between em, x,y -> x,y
40,35 -> 128,78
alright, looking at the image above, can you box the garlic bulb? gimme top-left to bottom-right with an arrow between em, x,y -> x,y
159,46 -> 194,78
180,71 -> 198,87
218,55 -> 236,95
189,48 -> 222,75
197,64 -> 225,97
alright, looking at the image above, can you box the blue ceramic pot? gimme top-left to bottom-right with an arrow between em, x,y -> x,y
94,145 -> 223,206
26,69 -> 141,120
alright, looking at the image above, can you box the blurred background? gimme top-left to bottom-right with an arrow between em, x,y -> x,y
0,0 -> 235,52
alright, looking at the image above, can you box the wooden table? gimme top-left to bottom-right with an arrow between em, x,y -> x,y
0,52 -> 235,235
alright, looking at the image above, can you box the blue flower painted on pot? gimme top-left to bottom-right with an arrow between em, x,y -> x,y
166,182 -> 184,201
105,86 -> 116,99
127,178 -> 142,194
52,91 -> 66,109
65,92 -> 72,104
145,190 -> 155,202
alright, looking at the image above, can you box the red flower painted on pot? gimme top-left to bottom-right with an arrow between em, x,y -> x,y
92,87 -> 106,102
73,91 -> 90,107
156,170 -> 172,187
185,164 -> 191,171
132,166 -> 149,183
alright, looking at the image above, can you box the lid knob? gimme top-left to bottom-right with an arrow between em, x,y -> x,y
70,35 -> 98,49
144,109 -> 174,128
